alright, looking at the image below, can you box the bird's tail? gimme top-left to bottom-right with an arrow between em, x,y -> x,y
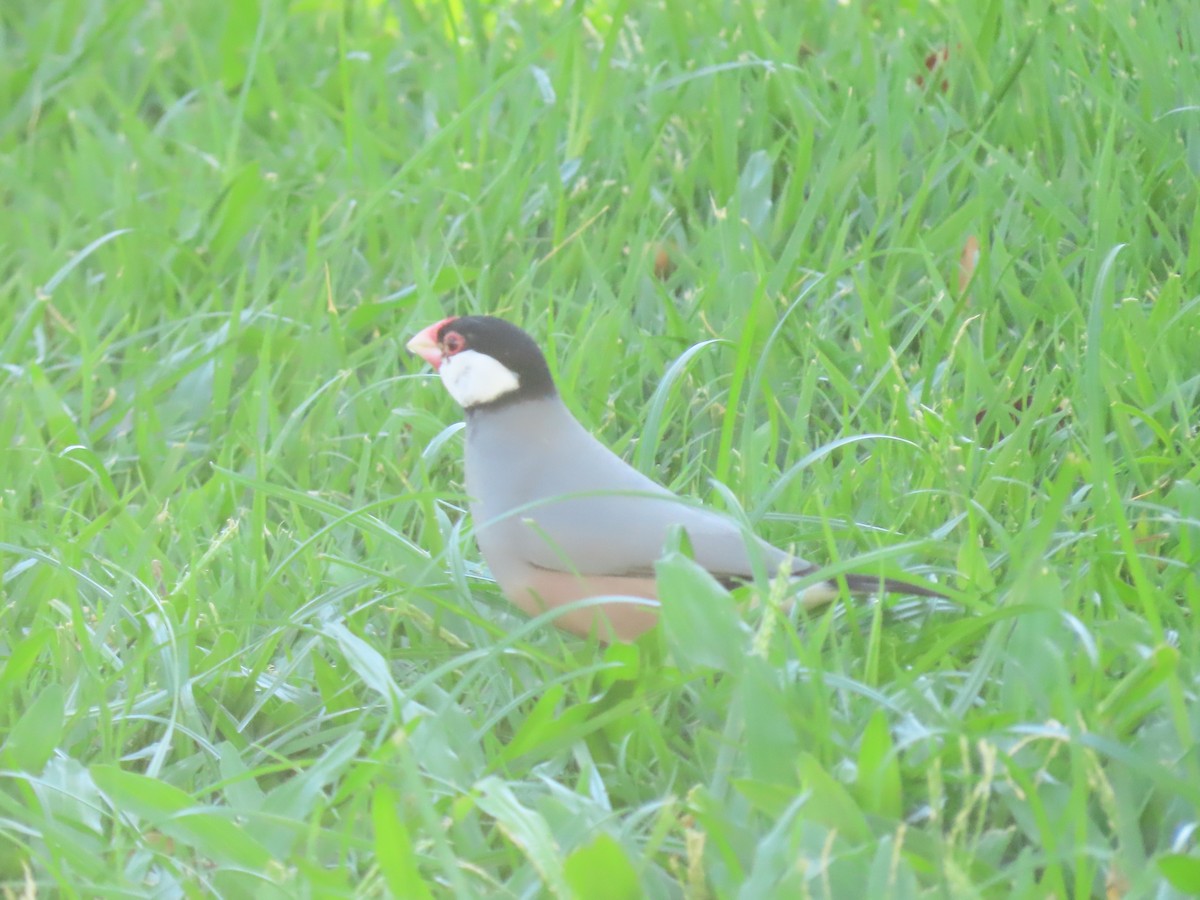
843,573 -> 947,599
797,572 -> 946,611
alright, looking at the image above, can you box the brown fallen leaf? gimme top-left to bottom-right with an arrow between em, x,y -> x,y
652,242 -> 676,280
959,234 -> 980,295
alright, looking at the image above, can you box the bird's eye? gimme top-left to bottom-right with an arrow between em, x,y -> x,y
442,332 -> 466,355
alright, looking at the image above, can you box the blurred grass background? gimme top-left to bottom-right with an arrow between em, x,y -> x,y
2,0 -> 1199,896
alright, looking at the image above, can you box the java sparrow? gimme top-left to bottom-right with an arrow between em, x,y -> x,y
407,315 -> 945,641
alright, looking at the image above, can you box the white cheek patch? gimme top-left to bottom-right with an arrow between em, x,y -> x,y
440,349 -> 521,408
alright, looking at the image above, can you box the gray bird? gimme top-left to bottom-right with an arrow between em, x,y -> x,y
408,315 -> 945,641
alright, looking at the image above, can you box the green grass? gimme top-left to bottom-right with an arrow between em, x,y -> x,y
2,0 -> 1199,895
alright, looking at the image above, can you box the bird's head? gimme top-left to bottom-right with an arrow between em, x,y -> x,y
407,315 -> 556,410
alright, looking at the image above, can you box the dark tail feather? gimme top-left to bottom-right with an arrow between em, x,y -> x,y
841,573 -> 946,599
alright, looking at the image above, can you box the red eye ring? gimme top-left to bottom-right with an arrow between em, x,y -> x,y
442,331 -> 466,355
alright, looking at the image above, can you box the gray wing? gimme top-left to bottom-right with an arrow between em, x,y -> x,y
518,489 -> 801,581
464,397 -> 810,582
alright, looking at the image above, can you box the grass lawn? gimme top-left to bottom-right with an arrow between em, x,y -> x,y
3,0 -> 1200,896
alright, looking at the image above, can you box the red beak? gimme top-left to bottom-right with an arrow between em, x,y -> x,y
406,317 -> 457,371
